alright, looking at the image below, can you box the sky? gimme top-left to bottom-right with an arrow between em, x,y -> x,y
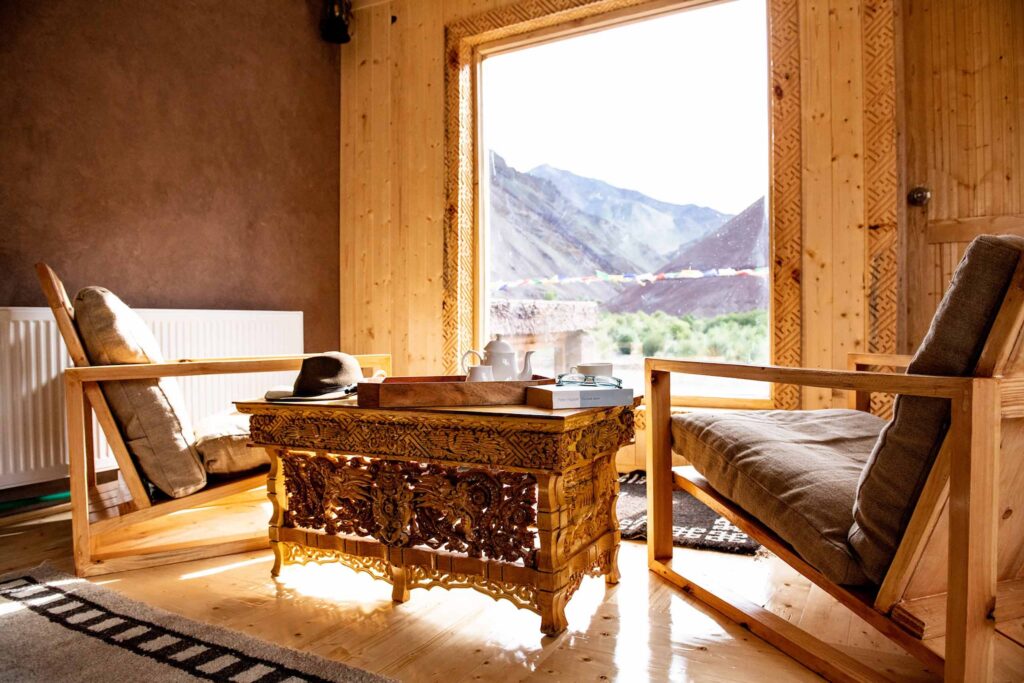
481,0 -> 769,216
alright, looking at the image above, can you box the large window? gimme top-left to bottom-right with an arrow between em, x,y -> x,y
478,0 -> 770,398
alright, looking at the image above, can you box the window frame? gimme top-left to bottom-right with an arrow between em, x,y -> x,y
442,0 -> 802,410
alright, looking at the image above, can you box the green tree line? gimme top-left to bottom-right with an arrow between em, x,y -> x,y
595,309 -> 769,362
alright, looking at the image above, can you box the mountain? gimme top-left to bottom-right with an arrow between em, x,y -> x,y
488,154 -> 637,300
606,197 -> 768,317
527,163 -> 731,270
488,152 -> 732,301
658,196 -> 768,271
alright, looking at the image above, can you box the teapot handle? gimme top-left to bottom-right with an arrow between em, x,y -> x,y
460,350 -> 484,375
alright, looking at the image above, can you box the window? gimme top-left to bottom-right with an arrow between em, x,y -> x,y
478,0 -> 770,399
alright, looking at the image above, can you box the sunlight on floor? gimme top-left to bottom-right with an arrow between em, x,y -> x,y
179,556 -> 266,580
276,561 -> 397,606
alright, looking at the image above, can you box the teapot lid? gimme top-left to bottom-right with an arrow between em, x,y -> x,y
483,334 -> 514,354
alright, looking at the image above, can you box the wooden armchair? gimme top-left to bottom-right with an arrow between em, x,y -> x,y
36,263 -> 391,577
646,235 -> 1024,682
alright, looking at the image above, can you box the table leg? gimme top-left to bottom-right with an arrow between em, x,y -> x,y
605,544 -> 621,585
538,588 -> 569,637
536,471 -> 568,636
603,453 -> 621,585
267,446 -> 287,577
391,565 -> 410,602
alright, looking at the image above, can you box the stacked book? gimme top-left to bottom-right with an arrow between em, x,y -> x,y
525,384 -> 634,409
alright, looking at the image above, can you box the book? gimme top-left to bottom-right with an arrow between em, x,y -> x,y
526,384 -> 634,410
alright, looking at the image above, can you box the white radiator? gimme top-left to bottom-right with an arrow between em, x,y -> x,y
0,307 -> 303,490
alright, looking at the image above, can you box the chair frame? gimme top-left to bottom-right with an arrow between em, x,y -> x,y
646,260 -> 1024,682
36,263 -> 392,577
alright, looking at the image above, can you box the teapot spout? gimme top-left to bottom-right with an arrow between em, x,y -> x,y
518,350 -> 535,380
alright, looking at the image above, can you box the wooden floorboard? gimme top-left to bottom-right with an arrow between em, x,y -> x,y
2,503 -> 1021,681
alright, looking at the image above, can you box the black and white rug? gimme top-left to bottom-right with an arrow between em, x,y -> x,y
0,565 -> 390,683
617,471 -> 760,555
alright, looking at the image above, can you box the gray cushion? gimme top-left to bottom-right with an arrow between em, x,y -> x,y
850,235 -> 1024,583
73,287 -> 206,498
194,410 -> 268,474
672,409 -> 886,585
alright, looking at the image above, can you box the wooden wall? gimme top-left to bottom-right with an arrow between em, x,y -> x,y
799,0 -> 899,408
340,0 -> 899,404
902,0 -> 1024,351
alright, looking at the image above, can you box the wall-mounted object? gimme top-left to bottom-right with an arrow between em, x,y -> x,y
321,0 -> 352,44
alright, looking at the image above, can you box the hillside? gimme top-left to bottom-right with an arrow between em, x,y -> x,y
488,152 -> 732,301
488,154 -> 636,300
606,196 -> 768,317
528,163 -> 731,271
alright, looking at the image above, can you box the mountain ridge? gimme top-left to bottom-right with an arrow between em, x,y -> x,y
526,162 -> 731,270
488,152 -> 733,301
606,196 -> 768,316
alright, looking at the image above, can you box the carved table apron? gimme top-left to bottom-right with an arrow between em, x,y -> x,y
235,399 -> 635,636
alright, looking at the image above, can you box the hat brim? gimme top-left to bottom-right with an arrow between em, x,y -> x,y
264,386 -> 357,402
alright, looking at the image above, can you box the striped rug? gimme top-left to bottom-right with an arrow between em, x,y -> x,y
0,565 -> 389,683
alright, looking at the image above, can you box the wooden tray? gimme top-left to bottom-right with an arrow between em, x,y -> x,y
356,375 -> 555,408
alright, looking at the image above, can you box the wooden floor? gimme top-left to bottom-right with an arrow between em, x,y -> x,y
0,492 -> 1019,682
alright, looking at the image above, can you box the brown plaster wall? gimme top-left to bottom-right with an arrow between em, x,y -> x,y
0,0 -> 340,351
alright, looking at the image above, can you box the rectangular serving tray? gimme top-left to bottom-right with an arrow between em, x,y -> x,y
356,375 -> 555,408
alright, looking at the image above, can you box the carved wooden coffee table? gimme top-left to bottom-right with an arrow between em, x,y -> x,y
235,397 -> 636,635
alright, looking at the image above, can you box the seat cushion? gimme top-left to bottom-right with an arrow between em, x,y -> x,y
672,409 -> 886,585
74,287 -> 206,498
850,235 -> 1024,583
194,410 -> 269,474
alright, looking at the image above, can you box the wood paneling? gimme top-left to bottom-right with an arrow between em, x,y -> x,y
341,0 -> 900,403
799,0 -> 900,409
903,0 -> 1024,350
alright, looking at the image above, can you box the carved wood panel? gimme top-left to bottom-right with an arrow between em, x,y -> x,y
248,404 -> 634,472
767,0 -> 802,410
558,456 -> 618,560
863,0 -> 899,418
282,452 -> 539,566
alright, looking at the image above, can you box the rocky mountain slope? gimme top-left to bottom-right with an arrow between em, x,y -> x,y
529,163 -> 730,270
606,196 -> 768,316
488,153 -> 730,300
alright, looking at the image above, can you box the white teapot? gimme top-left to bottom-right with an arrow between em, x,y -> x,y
461,334 -> 535,381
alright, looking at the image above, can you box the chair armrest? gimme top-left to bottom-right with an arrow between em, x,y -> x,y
66,357 -> 307,381
847,352 -> 914,371
644,357 -> 970,399
845,353 -> 914,411
65,353 -> 392,382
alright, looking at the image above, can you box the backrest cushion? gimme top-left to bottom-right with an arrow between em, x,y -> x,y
849,235 -> 1024,584
74,287 -> 206,498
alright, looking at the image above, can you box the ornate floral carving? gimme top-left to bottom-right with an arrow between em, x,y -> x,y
282,452 -> 539,566
278,542 -> 392,582
554,407 -> 634,471
248,405 -> 634,472
252,402 -> 627,636
559,457 -> 618,558
563,550 -> 614,604
633,406 -> 646,432
405,564 -> 538,612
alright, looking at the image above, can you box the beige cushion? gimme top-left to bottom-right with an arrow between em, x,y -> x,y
73,287 -> 206,498
850,235 -> 1024,583
194,410 -> 268,474
673,409 -> 886,585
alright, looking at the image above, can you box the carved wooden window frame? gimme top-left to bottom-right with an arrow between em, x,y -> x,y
443,0 -> 803,409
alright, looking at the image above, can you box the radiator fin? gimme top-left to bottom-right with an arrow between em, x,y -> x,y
0,307 -> 302,490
